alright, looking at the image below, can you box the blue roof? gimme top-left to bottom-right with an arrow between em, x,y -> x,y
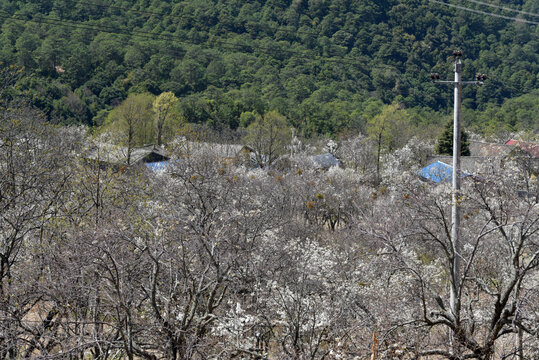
145,161 -> 169,172
418,161 -> 469,183
312,153 -> 340,168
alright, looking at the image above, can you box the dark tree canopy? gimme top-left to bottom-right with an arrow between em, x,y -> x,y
435,119 -> 471,156
0,0 -> 536,137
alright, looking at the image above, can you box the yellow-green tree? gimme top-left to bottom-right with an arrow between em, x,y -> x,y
103,93 -> 154,164
153,91 -> 179,146
366,103 -> 412,181
243,111 -> 291,167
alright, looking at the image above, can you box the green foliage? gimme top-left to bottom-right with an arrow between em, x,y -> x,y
435,120 -> 471,156
366,102 -> 414,179
466,89 -> 539,138
367,103 -> 413,153
243,111 -> 291,166
239,111 -> 258,128
103,93 -> 155,148
0,0 -> 536,136
153,91 -> 180,145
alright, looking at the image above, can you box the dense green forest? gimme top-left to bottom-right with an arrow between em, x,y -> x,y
0,0 -> 537,137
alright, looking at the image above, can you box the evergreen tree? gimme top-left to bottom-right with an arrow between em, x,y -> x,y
0,0 -> 536,135
435,120 -> 471,156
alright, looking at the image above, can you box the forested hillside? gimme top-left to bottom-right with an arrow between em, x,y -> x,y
0,0 -> 537,135
1,2 -> 538,358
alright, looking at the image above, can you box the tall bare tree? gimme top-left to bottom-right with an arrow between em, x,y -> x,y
0,108 -> 77,358
357,161 -> 538,359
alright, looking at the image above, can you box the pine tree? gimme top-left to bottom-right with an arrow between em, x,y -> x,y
435,120 -> 471,156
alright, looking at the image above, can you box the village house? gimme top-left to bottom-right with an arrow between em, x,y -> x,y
419,139 -> 539,183
86,143 -> 169,170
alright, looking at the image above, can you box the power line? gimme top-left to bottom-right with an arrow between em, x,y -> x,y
70,0 -> 327,43
58,0 -> 536,73
0,11 -> 188,58
64,1 -> 409,76
1,1 -> 423,73
74,0 -> 181,19
1,0 -> 534,78
428,0 -> 539,25
0,10 -> 398,74
0,10 -> 186,45
0,10 -> 392,82
464,0 -> 539,18
62,0 -> 434,74
0,11 -> 292,59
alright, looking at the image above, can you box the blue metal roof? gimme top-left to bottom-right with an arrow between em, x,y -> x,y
312,153 -> 341,169
145,161 -> 169,172
418,161 -> 469,183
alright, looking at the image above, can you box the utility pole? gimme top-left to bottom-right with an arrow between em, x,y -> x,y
430,52 -> 486,321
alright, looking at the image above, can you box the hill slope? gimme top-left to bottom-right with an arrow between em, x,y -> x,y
0,0 -> 537,134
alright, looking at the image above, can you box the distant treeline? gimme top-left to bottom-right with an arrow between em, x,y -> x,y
0,0 -> 537,136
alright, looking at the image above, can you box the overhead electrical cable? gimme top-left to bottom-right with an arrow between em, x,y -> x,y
0,10 -> 298,58
464,0 -> 539,17
0,10 -> 403,73
0,11 -> 187,58
74,0 -> 181,19
60,0 -> 415,72
42,0 -> 447,74
71,0 -> 335,43
427,0 -> 539,25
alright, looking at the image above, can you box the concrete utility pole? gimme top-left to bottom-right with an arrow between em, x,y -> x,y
430,52 -> 486,320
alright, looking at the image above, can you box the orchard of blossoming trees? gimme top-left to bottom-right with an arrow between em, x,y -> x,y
1,98 -> 537,360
